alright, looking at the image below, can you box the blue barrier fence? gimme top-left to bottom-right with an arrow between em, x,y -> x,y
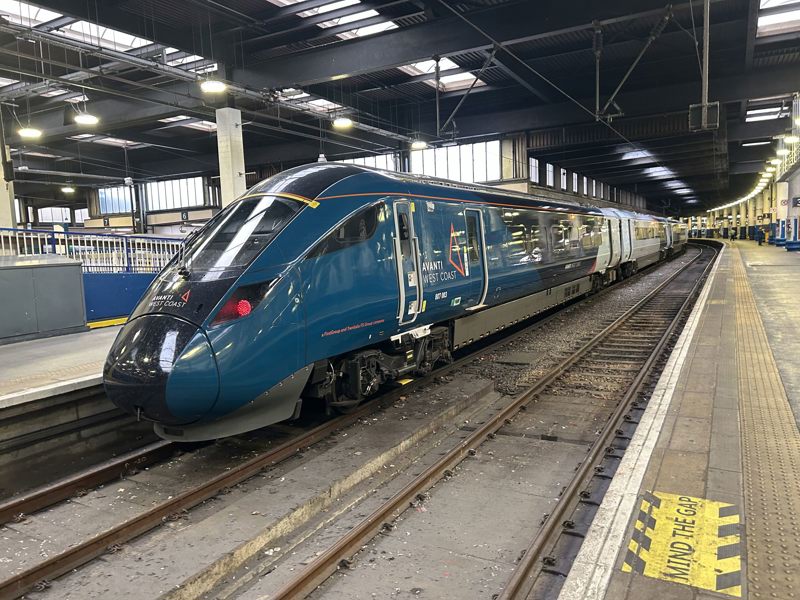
83,272 -> 156,321
0,227 -> 181,273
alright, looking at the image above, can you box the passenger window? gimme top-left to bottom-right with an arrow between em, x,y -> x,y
308,203 -> 383,258
398,212 -> 410,241
466,213 -> 481,263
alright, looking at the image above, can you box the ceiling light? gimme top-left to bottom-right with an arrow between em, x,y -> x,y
61,186 -> 75,193
411,139 -> 428,150
770,158 -> 782,165
785,135 -> 799,144
200,78 -> 227,93
74,112 -> 99,125
18,127 -> 41,139
777,148 -> 790,156
766,166 -> 776,172
332,116 -> 353,129
796,117 -> 800,127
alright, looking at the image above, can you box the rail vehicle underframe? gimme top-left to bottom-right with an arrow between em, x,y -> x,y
301,241 -> 686,415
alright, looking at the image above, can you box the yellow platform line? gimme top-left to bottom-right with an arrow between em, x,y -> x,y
87,316 -> 127,329
732,246 -> 800,597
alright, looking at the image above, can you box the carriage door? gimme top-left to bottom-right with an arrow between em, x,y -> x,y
393,200 -> 423,325
464,209 -> 489,308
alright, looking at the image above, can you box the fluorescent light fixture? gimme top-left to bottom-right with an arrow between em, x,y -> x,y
777,148 -> 790,156
18,127 -> 41,139
332,116 -> 353,129
74,112 -> 99,125
741,141 -> 771,147
785,135 -> 799,144
61,186 -> 75,193
200,79 -> 227,93
411,139 -> 428,150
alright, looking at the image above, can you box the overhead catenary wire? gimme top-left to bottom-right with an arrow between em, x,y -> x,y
434,0 -> 707,206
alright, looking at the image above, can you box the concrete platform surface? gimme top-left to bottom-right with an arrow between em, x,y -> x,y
559,240 -> 800,600
0,326 -> 119,406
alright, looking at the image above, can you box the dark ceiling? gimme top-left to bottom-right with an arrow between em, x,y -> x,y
0,0 -> 798,215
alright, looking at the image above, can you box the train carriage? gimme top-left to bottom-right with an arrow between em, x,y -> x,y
104,164 -> 686,441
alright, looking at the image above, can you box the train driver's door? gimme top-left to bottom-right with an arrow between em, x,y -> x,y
393,199 -> 422,325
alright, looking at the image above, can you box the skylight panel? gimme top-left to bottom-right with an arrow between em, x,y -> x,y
40,88 -> 69,97
182,120 -> 217,132
159,115 -> 192,123
398,57 -> 486,91
308,98 -> 342,111
93,137 -> 144,148
278,88 -> 311,101
337,21 -> 398,39
745,104 -> 790,121
0,76 -> 18,87
757,2 -> 800,37
317,7 -> 378,27
297,0 -> 360,18
167,53 -> 205,66
64,94 -> 89,103
0,0 -> 61,27
191,63 -> 218,74
23,151 -> 60,158
56,21 -> 152,51
67,133 -> 95,140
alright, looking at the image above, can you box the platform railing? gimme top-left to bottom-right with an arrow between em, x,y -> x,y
0,227 -> 181,273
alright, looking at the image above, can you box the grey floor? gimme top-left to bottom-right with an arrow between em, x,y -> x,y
0,327 -> 120,397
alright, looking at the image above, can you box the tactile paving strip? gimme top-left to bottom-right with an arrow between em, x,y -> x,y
733,248 -> 800,599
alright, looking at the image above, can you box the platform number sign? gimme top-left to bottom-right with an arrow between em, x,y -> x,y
181,210 -> 189,221
792,197 -> 800,208
102,217 -> 109,227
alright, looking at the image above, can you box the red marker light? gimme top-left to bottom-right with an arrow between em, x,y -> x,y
236,299 -> 252,317
210,280 -> 274,326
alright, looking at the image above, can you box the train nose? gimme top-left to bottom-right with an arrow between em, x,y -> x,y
103,314 -> 219,425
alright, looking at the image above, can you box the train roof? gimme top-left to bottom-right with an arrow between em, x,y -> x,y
250,164 -> 603,216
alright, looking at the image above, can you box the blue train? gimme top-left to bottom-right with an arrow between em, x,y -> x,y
104,164 -> 687,440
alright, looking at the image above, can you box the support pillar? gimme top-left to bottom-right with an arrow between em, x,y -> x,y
776,181 -> 788,246
786,174 -> 800,250
216,107 -> 246,207
0,159 -> 15,229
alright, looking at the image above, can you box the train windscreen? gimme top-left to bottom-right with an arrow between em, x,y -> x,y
181,195 -> 303,274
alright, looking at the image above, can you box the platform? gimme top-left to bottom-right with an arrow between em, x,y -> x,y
0,326 -> 120,408
560,240 -> 800,600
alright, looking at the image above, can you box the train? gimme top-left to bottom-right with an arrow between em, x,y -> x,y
103,164 -> 688,441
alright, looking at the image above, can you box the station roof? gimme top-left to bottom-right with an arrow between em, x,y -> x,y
1,0 -> 798,214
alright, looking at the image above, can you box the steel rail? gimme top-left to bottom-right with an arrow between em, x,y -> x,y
497,244 -> 719,599
0,441 -> 174,526
0,249 -> 697,600
267,246 -> 713,599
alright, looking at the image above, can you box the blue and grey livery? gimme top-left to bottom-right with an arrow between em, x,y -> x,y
103,164 -> 687,441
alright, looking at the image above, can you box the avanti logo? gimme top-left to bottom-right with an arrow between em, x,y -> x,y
180,290 -> 191,303
448,223 -> 465,276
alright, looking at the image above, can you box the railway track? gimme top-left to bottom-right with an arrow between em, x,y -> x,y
265,243 -> 718,599
0,247 -> 706,600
